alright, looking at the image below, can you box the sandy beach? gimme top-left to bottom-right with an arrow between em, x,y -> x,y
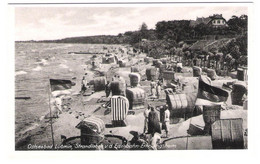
15,44 -> 247,150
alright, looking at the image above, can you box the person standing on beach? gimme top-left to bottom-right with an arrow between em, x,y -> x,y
148,107 -> 161,135
150,80 -> 157,98
143,105 -> 151,134
105,81 -> 111,97
162,105 -> 170,138
81,73 -> 88,94
156,81 -> 162,99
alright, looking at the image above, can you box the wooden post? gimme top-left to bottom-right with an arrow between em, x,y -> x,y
47,82 -> 55,149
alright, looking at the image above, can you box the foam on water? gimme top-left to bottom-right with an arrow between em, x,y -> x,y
40,59 -> 49,66
59,64 -> 69,69
15,71 -> 27,76
32,66 -> 42,71
15,42 -> 105,144
18,123 -> 40,136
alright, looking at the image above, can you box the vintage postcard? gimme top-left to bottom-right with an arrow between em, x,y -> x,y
12,2 -> 250,151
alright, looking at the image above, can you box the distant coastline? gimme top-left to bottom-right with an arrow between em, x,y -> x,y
15,35 -> 126,44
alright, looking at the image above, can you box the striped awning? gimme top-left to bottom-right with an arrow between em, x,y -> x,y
76,116 -> 105,134
167,94 -> 188,110
111,96 -> 129,121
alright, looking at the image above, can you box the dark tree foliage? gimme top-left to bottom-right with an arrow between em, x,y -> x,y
140,22 -> 149,39
227,15 -> 248,34
155,20 -> 192,42
27,14 -> 247,63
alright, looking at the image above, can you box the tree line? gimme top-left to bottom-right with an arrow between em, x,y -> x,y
19,14 -> 247,67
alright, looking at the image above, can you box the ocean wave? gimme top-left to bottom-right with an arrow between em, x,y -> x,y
18,123 -> 40,136
36,59 -> 49,66
32,66 -> 42,71
59,64 -> 69,69
51,89 -> 72,97
40,59 -> 49,66
15,71 -> 27,76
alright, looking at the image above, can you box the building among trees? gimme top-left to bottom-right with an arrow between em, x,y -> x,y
190,14 -> 228,28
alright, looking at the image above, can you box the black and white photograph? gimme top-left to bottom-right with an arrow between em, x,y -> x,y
11,2 -> 250,151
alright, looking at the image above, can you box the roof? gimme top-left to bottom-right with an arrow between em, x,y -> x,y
190,17 -> 211,27
190,14 -> 226,27
210,14 -> 225,20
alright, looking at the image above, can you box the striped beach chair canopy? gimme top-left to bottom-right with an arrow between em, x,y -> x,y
166,94 -> 188,113
76,116 -> 105,134
111,95 -> 129,121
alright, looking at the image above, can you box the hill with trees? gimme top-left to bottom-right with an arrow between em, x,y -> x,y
17,14 -> 247,66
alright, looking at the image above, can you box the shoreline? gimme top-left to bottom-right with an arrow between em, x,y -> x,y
15,44 -> 248,150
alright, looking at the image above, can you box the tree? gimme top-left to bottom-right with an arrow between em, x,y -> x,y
227,15 -> 248,34
140,22 -> 149,39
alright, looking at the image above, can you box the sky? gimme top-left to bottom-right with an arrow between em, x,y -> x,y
15,6 -> 248,41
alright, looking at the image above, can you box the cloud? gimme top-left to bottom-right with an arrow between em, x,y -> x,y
15,6 -> 248,41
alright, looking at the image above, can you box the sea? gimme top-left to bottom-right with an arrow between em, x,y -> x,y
15,42 -> 114,141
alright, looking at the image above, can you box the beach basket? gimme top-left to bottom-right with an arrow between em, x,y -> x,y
231,82 -> 247,106
207,69 -> 217,80
160,58 -> 167,64
211,118 -> 244,149
237,67 -> 248,81
76,116 -> 105,145
126,87 -> 146,110
144,57 -> 149,63
130,66 -> 139,73
159,63 -> 166,73
93,76 -> 107,92
110,81 -> 126,96
102,54 -> 115,64
166,94 -> 188,119
162,71 -> 175,87
152,59 -> 159,66
202,105 -> 221,134
146,67 -> 158,81
129,73 -> 141,87
156,60 -> 163,68
193,66 -> 202,77
119,60 -> 126,67
111,96 -> 129,127
107,56 -> 115,63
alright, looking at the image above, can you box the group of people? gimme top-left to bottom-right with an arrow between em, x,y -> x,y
131,105 -> 170,150
144,105 -> 170,137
